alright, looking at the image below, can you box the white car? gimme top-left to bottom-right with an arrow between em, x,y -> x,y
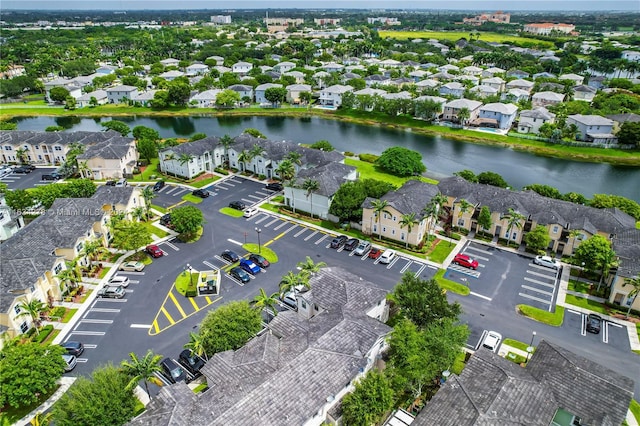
243,207 -> 259,218
109,275 -> 130,288
62,354 -> 77,372
119,261 -> 145,272
481,331 -> 502,353
379,249 -> 396,264
533,255 -> 560,270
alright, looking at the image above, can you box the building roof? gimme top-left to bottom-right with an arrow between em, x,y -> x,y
363,180 -> 440,219
606,113 -> 640,124
519,107 -> 555,120
480,103 -> 518,115
532,91 -> 565,101
77,135 -> 134,160
292,162 -> 356,197
106,85 -> 137,93
413,340 -> 634,426
443,99 -> 483,110
567,114 -> 614,126
160,136 -> 220,157
0,130 -> 123,148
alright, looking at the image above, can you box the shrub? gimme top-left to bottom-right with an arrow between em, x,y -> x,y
50,306 -> 67,319
358,153 -> 379,163
32,325 -> 54,343
258,174 -> 267,180
214,167 -> 229,175
344,151 -> 355,157
137,159 -> 149,167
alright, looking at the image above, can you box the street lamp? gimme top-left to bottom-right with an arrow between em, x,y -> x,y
579,262 -> 585,285
441,369 -> 451,385
255,227 -> 262,254
526,331 -> 537,362
186,263 -> 195,288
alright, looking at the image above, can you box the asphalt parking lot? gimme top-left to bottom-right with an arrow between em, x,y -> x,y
0,166 -> 57,190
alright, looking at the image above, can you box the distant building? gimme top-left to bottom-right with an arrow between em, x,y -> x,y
523,23 -> 576,35
463,11 -> 511,25
367,17 -> 401,26
313,18 -> 341,26
210,15 -> 231,24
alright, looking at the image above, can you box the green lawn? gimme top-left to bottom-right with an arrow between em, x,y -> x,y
191,176 -> 220,188
564,294 -> 608,314
567,279 -> 591,294
175,271 -> 199,296
344,158 -> 438,187
98,266 -> 111,279
378,30 -> 556,48
219,207 -> 245,217
629,399 -> 640,425
242,244 -> 279,264
151,204 -> 167,214
0,384 -> 60,426
434,269 -> 470,296
181,194 -> 204,204
517,304 -> 565,326
427,239 -> 455,263
61,308 -> 78,323
503,338 -> 535,353
141,221 -> 169,238
138,158 -> 162,181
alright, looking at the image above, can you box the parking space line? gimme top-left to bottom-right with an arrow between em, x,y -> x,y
274,221 -> 289,230
315,234 -> 328,245
523,277 -> 556,288
165,187 -> 180,195
518,292 -> 551,305
168,292 -> 188,318
89,308 -> 120,313
399,260 -> 412,273
188,297 -> 199,311
581,314 -> 587,336
264,217 -> 279,227
526,270 -> 557,280
202,260 -> 217,269
79,319 -> 114,324
241,198 -> 254,204
470,292 -> 492,301
414,264 -> 426,277
163,241 -> 180,251
386,257 -> 399,269
521,284 -> 553,297
465,246 -> 494,256
304,230 -> 318,241
284,224 -> 297,233
294,227 -> 308,237
205,296 -> 213,304
130,324 -> 152,329
69,331 -> 106,336
247,194 -> 263,200
160,306 -> 176,324
255,215 -> 270,224
462,252 -> 489,262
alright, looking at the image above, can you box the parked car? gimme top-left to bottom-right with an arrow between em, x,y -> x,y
229,201 -> 246,210
243,207 -> 259,218
239,258 -> 261,275
354,241 -> 372,256
146,244 -> 163,258
97,285 -> 126,299
62,354 -> 77,372
481,331 -> 502,352
108,275 -> 130,288
12,166 -> 32,174
178,349 -> 205,377
586,314 -> 602,334
159,214 -> 172,227
60,341 -> 84,356
160,357 -> 186,384
42,172 -> 61,181
249,253 -> 269,268
330,235 -> 348,249
115,178 -> 127,187
452,253 -> 479,270
534,255 -> 560,270
344,238 -> 359,251
105,180 -> 117,186
119,261 -> 145,272
221,250 -> 239,263
379,249 -> 396,264
230,267 -> 251,283
153,180 -> 166,191
192,189 -> 210,198
368,247 -> 382,259
280,291 -> 298,310
265,182 -> 284,191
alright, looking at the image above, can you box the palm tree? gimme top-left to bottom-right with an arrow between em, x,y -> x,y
275,159 -> 295,183
29,412 -> 52,426
77,160 -> 90,179
178,153 -> 194,178
423,202 -> 438,239
399,212 -> 418,248
16,298 -> 48,333
623,276 -> 640,316
219,134 -> 235,168
15,148 -> 28,165
131,206 -> 146,222
457,107 -> 470,125
237,149 -> 251,172
455,199 -> 473,229
120,350 -> 164,396
568,229 -> 582,254
56,262 -> 82,291
163,152 -> 177,177
184,331 -> 208,361
371,199 -> 390,240
285,150 -> 303,167
81,238 -> 108,264
279,270 -> 311,295
252,288 -> 280,317
301,178 -> 320,218
504,208 -> 525,247
297,256 -> 326,276
429,192 -> 448,231
141,186 -> 156,219
596,249 -> 618,292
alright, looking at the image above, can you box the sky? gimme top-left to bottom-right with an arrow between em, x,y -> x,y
2,0 -> 638,11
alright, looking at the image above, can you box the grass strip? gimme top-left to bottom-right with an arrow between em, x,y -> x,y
503,338 -> 535,353
517,304 -> 565,326
434,269 -> 470,296
564,294 -> 608,314
219,207 -> 245,217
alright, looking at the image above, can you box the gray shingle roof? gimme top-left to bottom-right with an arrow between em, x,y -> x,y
363,180 -> 440,219
77,135 -> 134,160
293,162 -> 356,197
414,340 -> 634,426
159,136 -> 221,157
0,130 -> 124,148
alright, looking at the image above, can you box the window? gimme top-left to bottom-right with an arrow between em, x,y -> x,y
14,305 -> 21,315
20,322 -> 29,334
38,155 -> 42,160
391,229 -> 395,235
382,227 -> 386,233
301,300 -> 307,309
512,232 -> 517,240
35,145 -> 39,149
76,242 -> 83,252
373,225 -> 377,233
400,233 -> 404,240
393,216 -> 397,221
552,226 -> 559,233
4,146 -> 11,151
54,146 -> 62,151
54,263 -> 63,274
458,218 -> 465,226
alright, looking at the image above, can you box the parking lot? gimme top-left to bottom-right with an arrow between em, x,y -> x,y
0,166 -> 58,190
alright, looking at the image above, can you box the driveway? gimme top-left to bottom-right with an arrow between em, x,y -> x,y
0,167 -> 58,190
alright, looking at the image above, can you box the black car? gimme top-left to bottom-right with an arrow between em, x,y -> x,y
230,266 -> 251,283
586,313 -> 602,334
192,189 -> 210,198
153,180 -> 165,191
344,238 -> 359,251
221,250 -> 240,263
178,349 -> 205,377
265,182 -> 284,191
330,235 -> 348,249
42,173 -> 61,181
159,214 -> 171,226
229,201 -> 246,210
160,358 -> 186,384
13,165 -> 33,174
60,341 -> 84,356
249,253 -> 270,268
105,180 -> 117,186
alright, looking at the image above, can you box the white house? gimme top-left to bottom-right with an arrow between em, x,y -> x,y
532,91 -> 565,108
106,85 -> 138,104
477,103 -> 518,129
439,82 -> 465,98
572,85 -> 597,102
185,63 -> 209,76
160,58 -> 180,67
506,79 -> 535,93
517,107 -> 556,134
76,90 -> 108,108
481,77 -> 506,92
190,90 -> 222,108
319,84 -> 353,107
159,70 -> 185,81
231,61 -> 253,75
273,61 -> 296,73
159,136 -> 223,179
566,115 -> 617,144
285,84 -> 312,104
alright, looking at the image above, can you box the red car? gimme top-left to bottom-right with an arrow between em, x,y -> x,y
146,244 -> 163,258
368,247 -> 382,259
452,253 -> 479,270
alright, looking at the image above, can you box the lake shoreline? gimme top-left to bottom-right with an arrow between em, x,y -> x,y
2,106 -> 639,166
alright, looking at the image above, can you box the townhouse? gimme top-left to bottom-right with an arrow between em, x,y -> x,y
231,61 -> 253,76
517,107 -> 556,134
106,85 -> 139,104
159,136 -> 222,179
566,114 -> 617,144
319,84 -> 353,107
76,135 -> 139,180
476,103 -> 518,130
0,186 -> 143,343
442,99 -> 483,124
129,267 -> 391,426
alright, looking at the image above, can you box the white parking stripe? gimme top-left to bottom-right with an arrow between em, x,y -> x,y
399,260 -> 412,273
470,292 -> 492,301
315,234 -> 328,245
462,252 -> 490,262
89,308 -> 120,313
386,257 -> 399,269
203,260 -> 217,269
518,292 -> 551,305
414,264 -> 426,277
521,284 -> 553,297
274,221 -> 289,230
294,227 -> 308,237
83,344 -> 98,349
130,324 -> 152,329
76,358 -> 89,363
216,185 -> 229,190
523,277 -> 556,289
465,246 -> 494,256
164,186 -> 179,194
304,230 -> 318,241
284,224 -> 297,234
254,215 -> 270,224
265,218 -> 279,227
69,331 -> 106,336
247,194 -> 263,200
95,298 -> 128,303
527,270 -> 556,280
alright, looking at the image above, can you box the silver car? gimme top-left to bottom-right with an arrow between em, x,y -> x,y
108,275 -> 130,288
533,255 -> 560,270
354,241 -> 372,256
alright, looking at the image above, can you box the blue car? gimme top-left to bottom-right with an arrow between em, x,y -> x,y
239,258 -> 261,275
230,267 -> 251,283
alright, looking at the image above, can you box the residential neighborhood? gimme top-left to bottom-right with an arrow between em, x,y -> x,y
0,4 -> 639,426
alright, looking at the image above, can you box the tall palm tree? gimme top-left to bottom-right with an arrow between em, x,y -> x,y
16,298 -> 48,333
131,206 -> 146,222
184,331 -> 208,361
297,256 -> 326,276
279,270 -> 311,295
424,202 -> 438,239
120,350 -> 164,396
178,153 -> 194,178
455,199 -> 473,228
431,192 -> 448,222
163,152 -> 177,178
237,149 -> 251,172
56,262 -> 82,291
219,134 -> 235,168
371,199 -> 390,240
275,159 -> 295,183
399,212 -> 418,248
596,249 -> 618,292
457,107 -> 470,125
568,229 -> 582,254
15,148 -> 28,164
81,238 -> 108,264
252,288 -> 280,317
141,186 -> 156,219
504,208 -> 525,247
285,150 -> 303,167
301,178 -> 320,218
623,276 -> 640,316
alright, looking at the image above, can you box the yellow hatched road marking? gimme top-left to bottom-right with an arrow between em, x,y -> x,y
168,292 -> 187,318
189,297 -> 199,311
160,306 -> 175,324
205,296 -> 212,304
152,320 -> 159,334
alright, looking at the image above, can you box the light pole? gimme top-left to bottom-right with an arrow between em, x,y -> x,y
526,331 -> 537,362
255,227 -> 262,254
579,262 -> 585,286
186,263 -> 195,288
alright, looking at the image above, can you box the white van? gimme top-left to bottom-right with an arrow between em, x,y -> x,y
115,178 -> 128,187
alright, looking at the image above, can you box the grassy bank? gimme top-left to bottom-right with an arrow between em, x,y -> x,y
378,30 -> 555,48
2,104 -> 638,166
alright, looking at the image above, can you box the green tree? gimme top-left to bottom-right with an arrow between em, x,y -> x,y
52,364 -> 137,426
64,96 -> 76,110
524,184 -> 562,199
477,205 -> 492,234
110,220 -> 152,252
49,86 -> 70,103
0,342 -> 65,409
264,86 -> 288,106
504,208 -> 525,247
15,297 -> 48,333
524,225 -> 551,253
477,171 -> 509,188
457,107 -> 470,124
342,370 -> 395,426
279,270 -> 311,294
0,122 -> 18,130
184,332 -> 208,361
137,138 -> 158,163
215,89 -> 241,107
391,273 -> 462,328
623,276 -> 640,316
81,238 -> 108,264
573,234 -> 616,279
170,205 -> 204,236
616,121 -> 640,147
151,90 -> 170,108
101,120 -> 131,136
275,159 -> 295,184
399,213 -> 418,248
4,189 -> 34,212
252,288 -> 280,317
309,140 -> 334,151
243,128 -> 266,139
199,301 -> 262,355
190,133 -> 207,142
64,179 -> 97,198
589,194 -> 640,221
132,126 -> 160,142
371,199 -> 390,240
219,134 -> 235,167
141,186 -> 156,219
376,147 -> 426,177
297,256 -> 326,276
301,178 -> 320,218
454,169 -> 478,182
120,350 -> 164,396
167,81 -> 191,106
